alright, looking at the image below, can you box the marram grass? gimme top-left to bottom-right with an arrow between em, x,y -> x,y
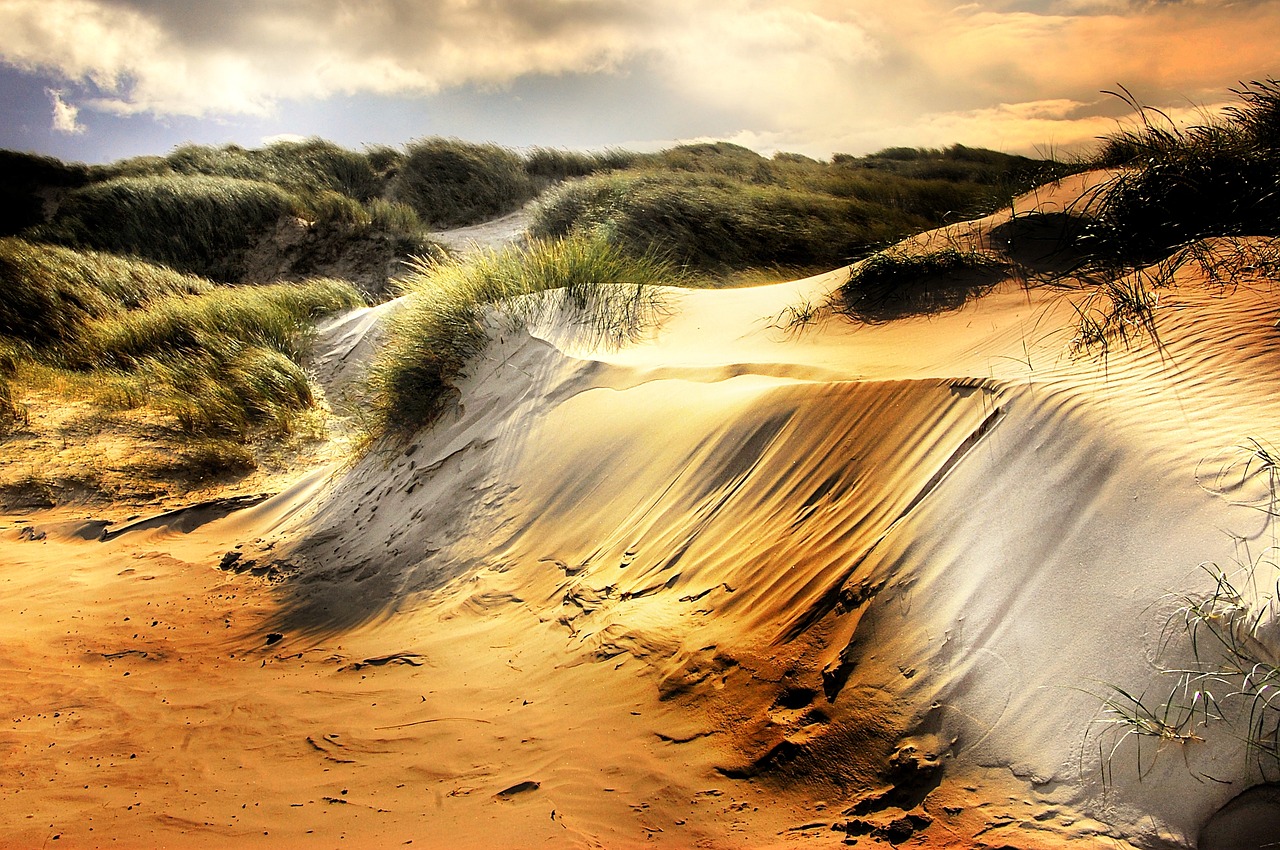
70,278 -> 364,370
836,246 -> 1009,323
0,237 -> 364,437
0,237 -> 210,345
34,174 -> 298,281
372,233 -> 673,431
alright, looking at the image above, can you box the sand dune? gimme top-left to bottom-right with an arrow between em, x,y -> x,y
4,173 -> 1280,848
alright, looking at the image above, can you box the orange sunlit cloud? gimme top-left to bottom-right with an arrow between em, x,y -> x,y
0,0 -> 1274,160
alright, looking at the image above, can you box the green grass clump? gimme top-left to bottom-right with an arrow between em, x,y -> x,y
101,138 -> 383,201
130,342 -> 317,435
1082,80 -> 1280,267
0,237 -> 363,437
71,278 -> 363,370
75,279 -> 362,435
392,138 -> 538,228
531,171 -> 914,272
34,174 -> 298,281
530,145 -> 1054,275
836,247 -> 1009,323
373,233 -> 672,430
522,147 -> 637,182
0,237 -> 210,346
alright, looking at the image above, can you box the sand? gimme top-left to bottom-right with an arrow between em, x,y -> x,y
3,171 -> 1280,848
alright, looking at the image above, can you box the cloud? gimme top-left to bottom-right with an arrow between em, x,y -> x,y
0,0 -> 658,117
676,0 -> 1280,155
46,88 -> 85,134
259,132 -> 311,147
0,0 -> 1275,155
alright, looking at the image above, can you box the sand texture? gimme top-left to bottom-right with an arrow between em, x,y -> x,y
4,173 -> 1280,848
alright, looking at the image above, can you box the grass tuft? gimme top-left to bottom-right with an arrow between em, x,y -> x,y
372,233 -> 672,431
1097,436 -> 1280,782
0,237 -> 363,438
1082,80 -> 1280,268
392,138 -> 538,228
33,174 -> 298,281
835,247 -> 1009,323
0,237 -> 210,345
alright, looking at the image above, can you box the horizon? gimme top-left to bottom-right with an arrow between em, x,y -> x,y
0,1 -> 1276,165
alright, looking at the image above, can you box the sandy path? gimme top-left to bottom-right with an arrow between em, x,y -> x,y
431,207 -> 531,256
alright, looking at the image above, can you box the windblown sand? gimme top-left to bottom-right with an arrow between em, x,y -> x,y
4,173 -> 1280,848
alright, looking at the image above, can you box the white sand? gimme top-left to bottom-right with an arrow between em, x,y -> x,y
3,172 -> 1279,848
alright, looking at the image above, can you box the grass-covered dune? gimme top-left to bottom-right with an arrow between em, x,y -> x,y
371,233 -> 674,430
1082,80 -> 1280,266
0,237 -> 363,435
34,174 -> 299,281
531,142 -> 1056,272
6,72 -> 1276,502
4,136 -> 1056,290
832,80 -> 1280,344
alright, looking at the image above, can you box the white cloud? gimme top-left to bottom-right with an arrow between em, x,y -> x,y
0,0 -> 657,118
0,0 -> 1275,155
46,88 -> 85,134
259,132 -> 311,146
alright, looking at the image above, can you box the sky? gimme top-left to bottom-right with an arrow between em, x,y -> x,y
0,0 -> 1276,164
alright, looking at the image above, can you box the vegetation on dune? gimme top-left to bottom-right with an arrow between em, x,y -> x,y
522,146 -> 639,182
33,174 -> 299,281
390,138 -> 540,228
97,138 -> 385,201
25,171 -> 437,292
530,170 -> 902,271
0,133 -> 1064,447
1051,79 -> 1280,356
6,135 -> 1059,299
818,79 -> 1280,355
0,237 -> 210,345
0,238 -> 362,439
1082,80 -> 1280,269
70,278 -> 361,372
1093,439 -> 1280,784
372,233 -> 672,431
836,247 -> 1009,323
531,142 -> 1055,275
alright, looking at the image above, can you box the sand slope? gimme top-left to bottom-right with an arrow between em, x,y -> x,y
4,173 -> 1280,848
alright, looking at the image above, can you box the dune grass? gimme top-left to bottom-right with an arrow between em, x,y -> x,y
835,246 -> 1010,323
99,138 -> 384,201
33,174 -> 299,281
74,278 -> 362,436
372,233 -> 673,431
392,138 -> 540,228
1096,438 -> 1280,782
8,136 -> 1057,291
0,237 -> 211,345
69,278 -> 362,370
1082,80 -> 1280,268
1051,79 -> 1280,357
530,170 -> 918,272
0,239 -> 363,437
530,144 -> 1053,275
24,167 -> 436,290
522,146 -> 638,182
